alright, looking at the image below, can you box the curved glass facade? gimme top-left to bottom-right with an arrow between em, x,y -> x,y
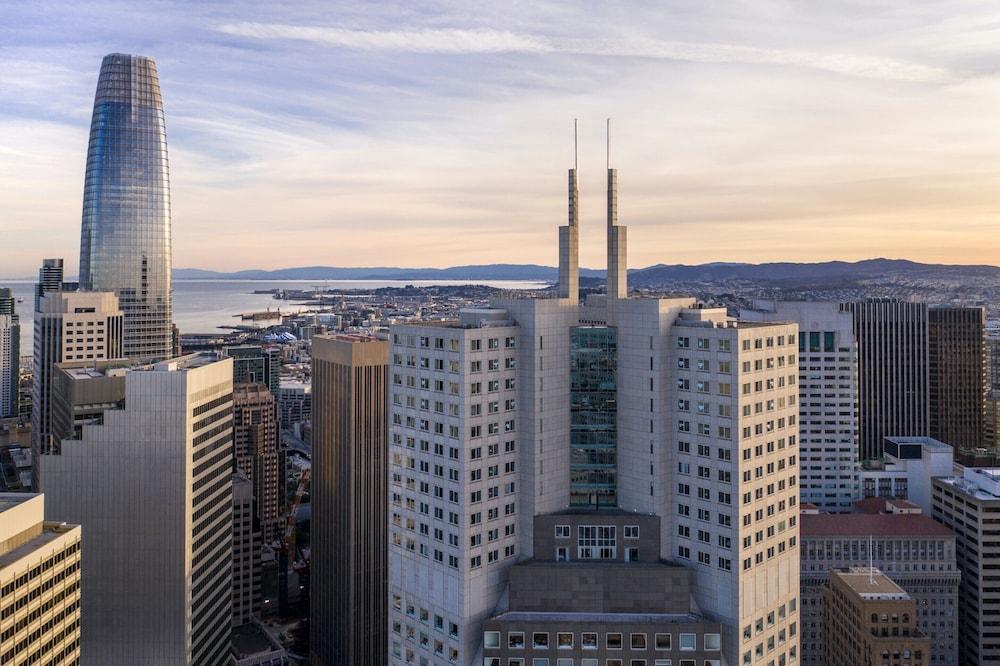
80,53 -> 172,363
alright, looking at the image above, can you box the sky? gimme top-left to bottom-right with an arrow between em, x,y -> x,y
4,1 -> 1000,275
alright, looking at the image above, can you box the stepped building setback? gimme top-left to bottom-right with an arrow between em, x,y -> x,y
388,133 -> 800,666
39,353 -> 235,664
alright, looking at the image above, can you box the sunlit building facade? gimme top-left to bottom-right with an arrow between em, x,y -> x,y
79,53 -> 173,363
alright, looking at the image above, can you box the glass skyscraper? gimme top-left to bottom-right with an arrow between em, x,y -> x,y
80,53 -> 172,363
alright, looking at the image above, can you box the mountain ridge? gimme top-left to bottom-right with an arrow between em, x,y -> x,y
171,258 -> 1000,284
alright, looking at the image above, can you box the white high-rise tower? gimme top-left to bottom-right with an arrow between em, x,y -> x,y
388,130 -> 800,666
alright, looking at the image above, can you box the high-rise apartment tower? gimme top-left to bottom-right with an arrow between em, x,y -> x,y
933,467 -> 1000,665
233,382 -> 283,542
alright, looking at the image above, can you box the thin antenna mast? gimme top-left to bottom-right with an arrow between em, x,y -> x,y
606,117 -> 611,170
869,534 -> 874,584
574,118 -> 578,172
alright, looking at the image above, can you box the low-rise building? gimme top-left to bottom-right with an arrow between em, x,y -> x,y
800,505 -> 958,665
483,511 -> 724,666
858,436 -> 954,514
0,493 -> 82,664
822,568 -> 931,666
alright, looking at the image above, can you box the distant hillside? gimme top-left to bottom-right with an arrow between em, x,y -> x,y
627,258 -> 1000,286
172,259 -> 1000,285
174,264 -> 604,281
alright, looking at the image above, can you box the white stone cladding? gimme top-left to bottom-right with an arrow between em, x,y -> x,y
498,297 -> 580,534
606,296 -> 697,516
388,302 -> 801,666
743,301 -> 859,512
669,313 -> 801,665
388,318 -> 521,666
386,159 -> 799,666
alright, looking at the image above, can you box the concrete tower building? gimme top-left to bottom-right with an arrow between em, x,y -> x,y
389,136 -> 800,666
226,345 -> 281,397
311,334 -> 389,666
0,493 -> 82,665
79,53 -> 173,363
233,383 -> 283,542
35,258 -> 66,312
932,467 -> 1000,665
32,291 -> 123,488
232,472 -> 262,628
0,289 -> 19,419
841,300 -> 929,463
40,353 -> 234,664
743,301 -> 859,512
928,305 -> 985,452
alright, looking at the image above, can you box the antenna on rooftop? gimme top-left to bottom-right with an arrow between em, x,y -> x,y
606,117 -> 611,170
869,534 -> 874,584
574,118 -> 578,172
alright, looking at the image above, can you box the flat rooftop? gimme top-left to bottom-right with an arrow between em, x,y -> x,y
488,611 -> 716,626
145,352 -> 224,372
0,523 -> 78,571
0,496 -> 79,571
801,513 -> 953,538
0,494 -> 29,513
279,380 -> 310,390
885,436 -> 953,451
833,568 -> 909,600
63,366 -> 127,380
231,622 -> 284,658
938,469 -> 1000,501
314,333 -> 383,343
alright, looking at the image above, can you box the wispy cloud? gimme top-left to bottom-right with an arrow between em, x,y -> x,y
216,23 -> 551,54
217,22 -> 950,83
5,1 -> 1000,276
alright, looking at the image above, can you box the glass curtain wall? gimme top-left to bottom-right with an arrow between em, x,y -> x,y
569,326 -> 618,507
80,53 -> 172,363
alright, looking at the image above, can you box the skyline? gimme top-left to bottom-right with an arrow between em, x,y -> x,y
6,2 -> 1000,274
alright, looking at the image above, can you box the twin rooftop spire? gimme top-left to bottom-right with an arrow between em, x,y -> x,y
558,119 -> 627,301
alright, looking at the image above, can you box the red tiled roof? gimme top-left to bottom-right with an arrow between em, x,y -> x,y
801,513 -> 954,538
853,497 -> 888,514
